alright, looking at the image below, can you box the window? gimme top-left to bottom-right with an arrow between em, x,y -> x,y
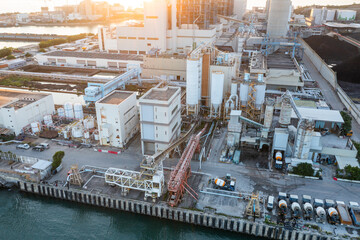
146,16 -> 158,19
124,106 -> 135,115
165,112 -> 166,117
147,43 -> 151,47
165,131 -> 167,135
118,36 -> 127,39
128,37 -> 136,39
147,37 -> 159,40
172,122 -> 178,133
139,51 -> 146,55
171,105 -> 178,115
125,115 -> 135,125
138,37 -> 145,40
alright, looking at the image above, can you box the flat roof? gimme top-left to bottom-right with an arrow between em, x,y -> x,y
31,160 -> 52,170
42,51 -> 143,61
0,89 -> 50,110
98,91 -> 133,104
142,87 -> 179,101
324,22 -> 360,29
335,156 -> 359,169
291,107 -> 344,123
267,50 -> 297,70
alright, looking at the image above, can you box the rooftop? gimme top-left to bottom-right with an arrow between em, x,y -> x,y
0,89 -> 50,110
31,160 -> 52,171
42,51 -> 144,61
267,50 -> 297,70
291,107 -> 344,123
142,87 -> 179,102
98,91 -> 134,105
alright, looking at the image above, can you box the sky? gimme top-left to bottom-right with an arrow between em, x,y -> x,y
1,0 -> 360,14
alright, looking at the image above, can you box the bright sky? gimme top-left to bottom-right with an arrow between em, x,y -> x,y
1,0 -> 360,14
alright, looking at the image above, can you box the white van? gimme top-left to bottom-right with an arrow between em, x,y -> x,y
40,143 -> 50,149
267,196 -> 274,210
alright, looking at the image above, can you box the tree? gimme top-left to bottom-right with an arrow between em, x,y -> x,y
51,151 -> 65,171
0,47 -> 13,58
25,52 -> 32,58
344,165 -> 360,181
39,48 -> 46,53
340,111 -> 352,135
6,54 -> 15,60
291,163 -> 314,177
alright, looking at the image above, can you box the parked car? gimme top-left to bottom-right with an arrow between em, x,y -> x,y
39,143 -> 50,149
16,144 -> 30,150
267,196 -> 274,211
32,145 -> 45,152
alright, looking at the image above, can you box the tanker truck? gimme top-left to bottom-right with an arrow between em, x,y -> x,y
327,207 -> 340,225
278,200 -> 288,216
315,207 -> 326,223
303,202 -> 313,220
291,202 -> 301,218
213,174 -> 236,191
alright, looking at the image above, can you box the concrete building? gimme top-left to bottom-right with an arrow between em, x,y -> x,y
36,51 -> 143,69
95,91 -> 139,148
139,86 -> 181,155
142,54 -> 187,81
234,0 -> 247,20
98,0 -> 220,54
16,13 -> 30,23
266,0 -> 291,38
0,89 -> 55,135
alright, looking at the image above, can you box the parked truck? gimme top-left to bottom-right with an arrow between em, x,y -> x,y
213,174 -> 236,191
303,203 -> 313,220
327,207 -> 340,225
316,206 -> 326,223
337,203 -> 352,225
278,200 -> 288,216
291,202 -> 301,218
349,202 -> 360,227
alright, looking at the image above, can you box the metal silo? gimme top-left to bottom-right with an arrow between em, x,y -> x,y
210,71 -> 224,117
186,58 -> 202,114
64,102 -> 74,119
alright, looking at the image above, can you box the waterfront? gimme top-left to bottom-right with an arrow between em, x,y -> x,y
0,189 -> 259,240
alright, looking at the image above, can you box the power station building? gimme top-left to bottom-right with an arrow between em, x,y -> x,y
0,89 -> 55,135
95,91 -> 139,148
139,86 -> 181,155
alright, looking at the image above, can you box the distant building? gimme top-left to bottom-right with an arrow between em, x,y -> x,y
0,89 -> 55,135
233,0 -> 247,20
139,86 -> 181,155
95,91 -> 139,148
16,13 -> 30,23
336,10 -> 356,21
266,0 -> 291,38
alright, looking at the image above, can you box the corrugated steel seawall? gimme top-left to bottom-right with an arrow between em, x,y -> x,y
18,181 -> 333,240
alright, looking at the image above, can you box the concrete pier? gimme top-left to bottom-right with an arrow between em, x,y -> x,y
18,181 -> 330,240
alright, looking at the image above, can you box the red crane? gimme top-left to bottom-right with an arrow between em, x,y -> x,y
167,125 -> 207,207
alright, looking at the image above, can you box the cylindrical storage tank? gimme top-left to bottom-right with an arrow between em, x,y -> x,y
279,200 -> 287,209
62,129 -> 69,139
231,83 -> 238,96
84,130 -> 90,139
71,126 -> 83,138
316,207 -> 326,217
186,58 -> 201,106
210,71 -> 224,113
43,115 -> 53,126
58,108 -> 65,118
64,102 -> 74,119
73,103 -> 84,120
214,178 -> 225,187
255,84 -> 266,109
31,122 -> 41,133
83,118 -> 95,129
239,82 -> 249,107
94,132 -> 99,141
279,98 -> 292,126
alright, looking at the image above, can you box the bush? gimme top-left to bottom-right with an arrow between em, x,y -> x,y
25,52 -> 32,57
0,47 -> 13,58
52,151 -> 65,171
39,48 -> 46,53
340,111 -> 352,135
353,141 -> 360,162
291,163 -> 314,177
343,165 -> 360,181
39,33 -> 89,49
6,54 -> 15,60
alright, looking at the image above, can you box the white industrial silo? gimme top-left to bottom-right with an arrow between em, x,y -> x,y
58,108 -> 65,118
293,119 -> 314,159
186,58 -> 202,114
84,130 -> 90,139
71,125 -> 83,138
43,115 -> 53,126
64,102 -> 74,119
239,82 -> 249,107
31,122 -> 41,134
210,71 -> 224,117
231,83 -> 238,96
255,84 -> 266,110
83,117 -> 95,129
74,103 -> 84,120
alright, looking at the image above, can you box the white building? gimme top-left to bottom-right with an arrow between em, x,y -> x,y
139,86 -> 181,155
16,13 -> 30,23
0,89 -> 55,135
266,0 -> 291,38
234,0 -> 247,20
95,91 -> 139,148
98,0 -> 219,54
36,51 -> 143,69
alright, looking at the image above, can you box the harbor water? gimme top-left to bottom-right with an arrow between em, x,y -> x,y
0,189 -> 260,240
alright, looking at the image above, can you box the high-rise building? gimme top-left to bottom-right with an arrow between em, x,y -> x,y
233,0 -> 247,20
266,0 -> 291,38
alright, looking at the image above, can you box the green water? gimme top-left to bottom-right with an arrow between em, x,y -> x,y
0,189 -> 262,240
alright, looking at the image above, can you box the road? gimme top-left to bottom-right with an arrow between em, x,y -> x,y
302,54 -> 360,142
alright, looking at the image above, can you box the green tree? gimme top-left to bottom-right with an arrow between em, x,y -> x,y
0,47 -> 13,58
340,111 -> 352,135
25,52 -> 32,57
291,163 -> 314,177
6,54 -> 15,60
51,151 -> 65,171
39,48 -> 46,53
344,165 -> 360,181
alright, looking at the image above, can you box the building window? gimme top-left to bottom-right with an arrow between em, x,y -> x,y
171,105 -> 178,115
146,16 -> 158,19
118,36 -> 127,39
147,43 -> 151,47
138,37 -> 145,40
165,112 -> 166,117
124,106 -> 135,115
165,131 -> 167,135
139,51 -> 146,55
128,37 -> 136,39
125,115 -> 135,125
147,37 -> 159,40
172,122 -> 178,133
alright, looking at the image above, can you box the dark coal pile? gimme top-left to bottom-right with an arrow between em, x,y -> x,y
333,55 -> 360,84
345,32 -> 360,41
304,35 -> 359,64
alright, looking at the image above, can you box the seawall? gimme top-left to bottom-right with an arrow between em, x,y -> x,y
17,181 -> 333,240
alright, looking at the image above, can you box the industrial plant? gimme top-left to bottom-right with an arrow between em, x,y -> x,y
1,0 -> 360,239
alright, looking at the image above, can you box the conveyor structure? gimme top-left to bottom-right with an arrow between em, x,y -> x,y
84,64 -> 141,103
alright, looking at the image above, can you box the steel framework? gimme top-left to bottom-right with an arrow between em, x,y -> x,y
167,125 -> 207,207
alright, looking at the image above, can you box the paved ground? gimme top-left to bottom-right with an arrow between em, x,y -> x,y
302,54 -> 360,142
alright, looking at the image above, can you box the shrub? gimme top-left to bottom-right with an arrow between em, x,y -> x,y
340,111 -> 352,135
343,165 -> 360,181
39,48 -> 46,53
25,52 -> 32,57
51,151 -> 65,171
6,54 -> 15,60
291,163 -> 314,177
0,47 -> 13,58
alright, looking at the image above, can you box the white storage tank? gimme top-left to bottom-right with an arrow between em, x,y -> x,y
84,130 -> 90,139
31,122 -> 41,133
83,117 -> 95,129
64,102 -> 74,119
239,82 -> 249,107
43,115 -> 53,126
211,71 -> 225,112
255,84 -> 266,110
231,83 -> 238,96
186,58 -> 201,106
94,130 -> 99,141
72,126 -> 83,138
58,108 -> 65,117
74,103 -> 84,120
